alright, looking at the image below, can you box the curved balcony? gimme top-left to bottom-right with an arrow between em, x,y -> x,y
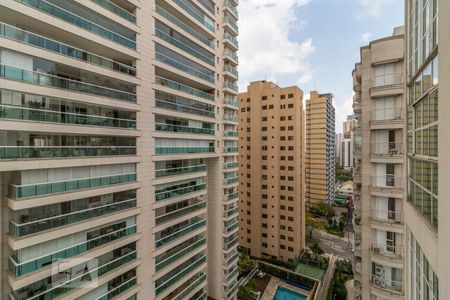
155,53 -> 215,83
155,76 -> 214,101
91,0 -> 136,23
172,0 -> 215,33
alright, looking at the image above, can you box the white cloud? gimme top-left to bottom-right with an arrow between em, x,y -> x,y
334,95 -> 354,133
357,0 -> 401,18
360,32 -> 372,44
238,0 -> 314,89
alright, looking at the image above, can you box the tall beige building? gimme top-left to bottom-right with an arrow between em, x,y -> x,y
352,27 -> 406,300
237,81 -> 305,262
0,0 -> 239,299
305,91 -> 336,208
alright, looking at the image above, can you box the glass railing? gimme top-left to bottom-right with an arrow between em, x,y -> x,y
9,172 -> 137,199
9,225 -> 137,277
156,123 -> 215,135
155,98 -> 215,118
156,165 -> 206,177
173,0 -> 215,32
155,183 -> 206,201
224,115 -> 238,122
197,0 -> 214,14
156,237 -> 206,271
224,161 -> 238,169
91,0 -> 136,23
227,191 -> 239,201
225,49 -> 238,62
155,53 -> 214,83
155,254 -> 207,295
96,276 -> 137,300
225,81 -> 239,92
0,65 -> 136,102
172,273 -> 206,300
194,290 -> 207,300
371,142 -> 404,155
224,235 -> 238,250
156,219 -> 206,248
371,176 -> 403,189
225,65 -> 238,77
371,274 -> 403,293
224,177 -> 238,185
227,281 -> 239,298
224,207 -> 239,218
0,146 -> 136,160
156,201 -> 206,225
225,221 -> 239,234
0,105 -> 136,129
225,1 -> 238,16
15,0 -> 136,49
225,32 -> 238,48
226,267 -> 239,281
155,5 -> 214,49
226,251 -> 239,265
224,131 -> 238,138
10,250 -> 137,300
156,147 -> 215,155
224,147 -> 238,153
155,29 -> 214,66
0,22 -> 136,76
225,97 -> 239,107
155,76 -> 214,101
10,198 -> 136,237
224,16 -> 238,32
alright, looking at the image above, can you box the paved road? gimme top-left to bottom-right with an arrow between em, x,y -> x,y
312,230 -> 353,261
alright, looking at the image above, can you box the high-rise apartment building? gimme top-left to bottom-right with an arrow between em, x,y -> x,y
0,0 -> 239,299
237,81 -> 305,261
352,27 -> 406,300
305,91 -> 336,208
405,0 -> 443,299
339,115 -> 357,170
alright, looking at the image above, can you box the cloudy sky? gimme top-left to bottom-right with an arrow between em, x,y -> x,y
237,0 -> 404,133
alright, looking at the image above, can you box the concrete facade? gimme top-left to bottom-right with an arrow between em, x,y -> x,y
237,81 -> 305,262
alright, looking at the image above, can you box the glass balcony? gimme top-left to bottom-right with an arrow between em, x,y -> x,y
16,0 -> 136,49
172,273 -> 206,300
91,0 -> 136,23
225,32 -> 238,48
156,201 -> 206,225
155,91 -> 215,118
155,254 -> 207,295
0,146 -> 136,160
224,114 -> 238,122
8,172 -> 137,199
224,234 -> 238,250
371,176 -> 403,189
371,274 -> 403,293
156,165 -> 206,177
194,290 -> 207,300
371,142 -> 404,155
224,65 -> 238,77
155,5 -> 214,49
227,281 -> 239,298
156,236 -> 206,271
173,0 -> 215,32
155,76 -> 214,101
155,29 -> 214,66
226,266 -> 239,281
97,276 -> 137,300
225,49 -> 238,62
224,16 -> 238,32
224,177 -> 238,185
0,65 -> 136,102
225,97 -> 239,107
225,81 -> 239,92
224,147 -> 238,153
224,207 -> 239,218
0,22 -> 136,76
0,105 -> 136,129
155,53 -> 214,83
225,220 -> 239,233
10,198 -> 136,237
156,147 -> 215,155
224,161 -> 238,169
226,250 -> 239,265
10,249 -> 137,300
156,182 -> 206,201
225,1 -> 238,16
227,191 -> 239,201
156,123 -> 214,135
224,131 -> 238,138
9,225 -> 137,277
155,219 -> 206,248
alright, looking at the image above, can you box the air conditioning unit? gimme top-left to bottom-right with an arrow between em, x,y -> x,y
372,246 -> 381,254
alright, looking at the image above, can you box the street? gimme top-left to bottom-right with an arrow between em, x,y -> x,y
312,229 -> 353,261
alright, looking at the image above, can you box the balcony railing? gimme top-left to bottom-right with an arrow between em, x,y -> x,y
173,0 -> 215,32
155,5 -> 214,49
371,176 -> 403,189
156,165 -> 206,177
156,147 -> 215,155
226,250 -> 239,265
156,123 -> 215,135
224,207 -> 239,218
225,1 -> 238,16
155,53 -> 215,83
155,97 -> 215,118
225,49 -> 238,62
9,172 -> 137,199
370,208 -> 403,223
224,16 -> 238,32
226,266 -> 239,281
0,146 -> 136,160
156,237 -> 206,271
224,161 -> 238,169
172,273 -> 206,300
91,0 -> 136,23
371,108 -> 403,121
370,242 -> 403,259
0,64 -> 136,102
155,76 -> 214,101
155,29 -> 214,66
225,81 -> 239,92
156,219 -> 206,248
0,105 -> 136,129
224,131 -> 238,138
156,201 -> 206,225
96,276 -> 137,300
224,115 -> 238,122
225,97 -> 239,107
227,191 -> 239,201
10,198 -> 137,237
224,147 -> 238,153
371,142 -> 403,155
155,183 -> 206,201
224,235 -> 238,250
225,32 -> 238,48
0,22 -> 136,76
371,274 -> 403,293
225,220 -> 239,233
224,177 -> 238,185
9,225 -> 137,277
16,0 -> 136,49
224,65 -> 238,77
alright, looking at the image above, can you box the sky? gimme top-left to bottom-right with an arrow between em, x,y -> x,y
237,0 -> 404,133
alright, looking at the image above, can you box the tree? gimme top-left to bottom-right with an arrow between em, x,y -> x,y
310,203 -> 335,219
305,213 -> 327,240
237,254 -> 256,276
310,241 -> 324,255
237,280 -> 257,300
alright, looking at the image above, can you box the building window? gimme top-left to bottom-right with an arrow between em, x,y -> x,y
375,63 -> 397,86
